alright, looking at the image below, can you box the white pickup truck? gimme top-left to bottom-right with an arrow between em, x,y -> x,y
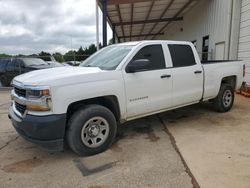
9,41 -> 245,155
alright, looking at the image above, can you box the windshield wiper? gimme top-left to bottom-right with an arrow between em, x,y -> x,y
82,64 -> 97,67
28,64 -> 47,66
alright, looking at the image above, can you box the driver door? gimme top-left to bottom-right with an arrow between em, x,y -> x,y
123,44 -> 173,119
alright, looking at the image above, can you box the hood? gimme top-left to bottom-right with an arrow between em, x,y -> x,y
13,67 -> 103,86
26,64 -> 53,69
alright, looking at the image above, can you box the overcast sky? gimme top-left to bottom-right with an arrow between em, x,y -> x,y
0,0 -> 112,55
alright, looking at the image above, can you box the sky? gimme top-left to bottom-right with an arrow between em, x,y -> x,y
0,0 -> 112,55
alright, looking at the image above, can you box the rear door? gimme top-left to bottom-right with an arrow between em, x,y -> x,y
168,44 -> 203,107
123,44 -> 173,118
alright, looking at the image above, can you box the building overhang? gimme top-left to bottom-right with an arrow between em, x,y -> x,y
98,0 -> 200,42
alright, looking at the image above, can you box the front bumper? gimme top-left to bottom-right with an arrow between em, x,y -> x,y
9,107 -> 66,152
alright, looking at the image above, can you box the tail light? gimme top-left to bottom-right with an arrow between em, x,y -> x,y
243,64 -> 246,77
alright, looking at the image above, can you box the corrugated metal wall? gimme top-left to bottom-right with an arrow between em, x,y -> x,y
161,0 -> 232,60
238,0 -> 250,83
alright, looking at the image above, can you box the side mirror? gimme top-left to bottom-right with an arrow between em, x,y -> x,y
126,59 -> 151,73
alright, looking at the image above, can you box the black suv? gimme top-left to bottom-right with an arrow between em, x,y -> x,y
0,58 -> 63,86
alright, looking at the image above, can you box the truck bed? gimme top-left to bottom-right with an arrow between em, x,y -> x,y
202,60 -> 244,101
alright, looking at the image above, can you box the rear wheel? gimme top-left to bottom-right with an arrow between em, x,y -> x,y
66,105 -> 117,156
213,84 -> 234,112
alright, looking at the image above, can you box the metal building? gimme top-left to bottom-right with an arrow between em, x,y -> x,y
98,0 -> 250,82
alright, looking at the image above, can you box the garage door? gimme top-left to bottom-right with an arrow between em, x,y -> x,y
238,0 -> 250,83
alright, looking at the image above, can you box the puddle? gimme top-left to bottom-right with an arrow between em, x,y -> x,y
3,157 -> 43,173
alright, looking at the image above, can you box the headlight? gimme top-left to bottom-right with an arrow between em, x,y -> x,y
26,89 -> 50,99
26,88 -> 52,111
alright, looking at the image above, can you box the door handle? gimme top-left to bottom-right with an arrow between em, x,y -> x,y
194,70 -> 202,74
161,74 -> 171,79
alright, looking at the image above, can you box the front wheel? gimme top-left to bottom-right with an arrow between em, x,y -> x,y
213,84 -> 234,112
66,105 -> 117,156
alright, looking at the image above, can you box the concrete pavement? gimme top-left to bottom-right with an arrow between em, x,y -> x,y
0,91 -> 193,188
159,96 -> 250,188
1,90 -> 250,188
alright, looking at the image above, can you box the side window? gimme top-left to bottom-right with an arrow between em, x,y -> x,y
131,45 -> 165,71
202,36 -> 209,60
13,59 -> 23,68
168,44 -> 196,68
6,59 -> 15,70
0,59 -> 7,69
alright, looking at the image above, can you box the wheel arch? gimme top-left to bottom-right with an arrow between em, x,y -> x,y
221,75 -> 237,90
66,95 -> 121,123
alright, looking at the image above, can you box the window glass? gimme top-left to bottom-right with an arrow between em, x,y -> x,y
22,58 -> 47,66
131,44 -> 165,71
7,60 -> 15,70
0,59 -> 8,68
202,36 -> 209,60
80,45 -> 134,70
168,44 -> 196,68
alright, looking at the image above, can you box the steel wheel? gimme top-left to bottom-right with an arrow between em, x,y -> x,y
81,116 -> 110,148
223,89 -> 233,107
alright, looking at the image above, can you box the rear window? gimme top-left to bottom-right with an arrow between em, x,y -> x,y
168,44 -> 196,68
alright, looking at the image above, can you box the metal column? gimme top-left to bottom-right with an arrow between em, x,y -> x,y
112,25 -> 116,44
102,0 -> 107,47
96,0 -> 100,50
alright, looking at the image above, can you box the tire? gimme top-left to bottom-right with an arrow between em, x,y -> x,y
213,84 -> 234,112
66,105 -> 117,156
0,75 -> 9,87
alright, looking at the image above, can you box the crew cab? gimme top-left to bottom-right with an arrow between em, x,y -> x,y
8,41 -> 245,155
0,58 -> 63,86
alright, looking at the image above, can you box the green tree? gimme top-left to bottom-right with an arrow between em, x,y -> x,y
76,46 -> 85,61
0,53 -> 12,58
84,44 -> 97,56
63,50 -> 76,62
39,51 -> 51,61
53,52 -> 64,63
108,39 -> 113,45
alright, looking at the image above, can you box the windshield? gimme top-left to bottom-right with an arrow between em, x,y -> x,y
80,45 -> 134,70
22,58 -> 47,66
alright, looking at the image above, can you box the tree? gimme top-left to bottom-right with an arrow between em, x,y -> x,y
108,39 -> 113,45
76,46 -> 85,61
84,44 -> 97,55
0,53 -> 12,58
53,52 -> 64,63
39,51 -> 52,61
63,50 -> 76,62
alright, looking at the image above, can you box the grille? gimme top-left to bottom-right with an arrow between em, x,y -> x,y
14,87 -> 26,98
15,102 -> 26,115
